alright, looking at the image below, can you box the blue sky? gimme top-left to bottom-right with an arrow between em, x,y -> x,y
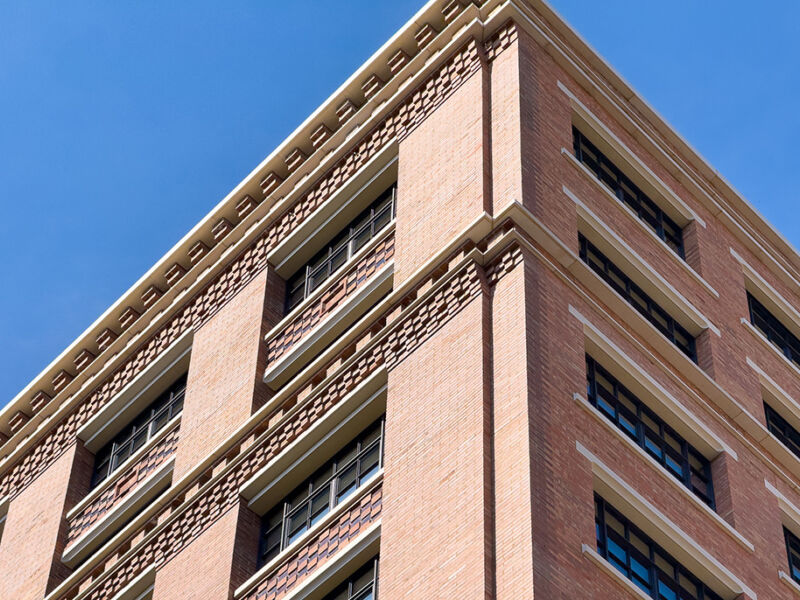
1,1 -> 798,406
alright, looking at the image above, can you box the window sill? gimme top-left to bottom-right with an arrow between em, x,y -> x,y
76,332 -> 190,452
575,392 -> 754,552
577,442 -> 754,600
62,457 -> 174,567
242,367 -> 386,513
67,415 -> 180,521
582,544 -> 652,600
268,224 -> 395,336
562,149 -> 718,301
235,473 -> 383,600
108,565 -> 155,600
566,184 -> 718,339
263,263 -> 393,390
742,318 -> 800,390
268,150 -> 397,278
574,310 -> 733,459
557,79 -> 705,229
236,524 -> 380,600
780,571 -> 800,597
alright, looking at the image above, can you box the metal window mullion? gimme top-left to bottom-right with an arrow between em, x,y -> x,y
280,502 -> 290,552
378,419 -> 385,469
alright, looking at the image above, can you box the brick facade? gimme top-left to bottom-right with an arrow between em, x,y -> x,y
4,2 -> 800,600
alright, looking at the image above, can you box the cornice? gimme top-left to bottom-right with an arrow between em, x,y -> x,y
5,0 -> 800,485
0,0 -> 489,458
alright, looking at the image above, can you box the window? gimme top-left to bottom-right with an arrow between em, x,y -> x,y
595,494 -> 723,600
748,293 -> 800,369
324,556 -> 379,600
765,402 -> 800,459
573,127 -> 684,258
586,356 -> 714,508
579,235 -> 697,362
786,528 -> 800,585
286,185 -> 397,312
91,374 -> 187,489
258,418 -> 384,566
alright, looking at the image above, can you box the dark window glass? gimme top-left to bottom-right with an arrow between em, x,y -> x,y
573,127 -> 684,258
258,418 -> 385,567
286,185 -> 397,313
323,556 -> 379,600
586,356 -> 714,508
579,235 -> 697,362
748,293 -> 800,369
765,402 -> 800,459
595,495 -> 723,600
90,374 -> 187,489
786,528 -> 800,584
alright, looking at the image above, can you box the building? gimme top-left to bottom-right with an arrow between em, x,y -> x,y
3,0 -> 800,598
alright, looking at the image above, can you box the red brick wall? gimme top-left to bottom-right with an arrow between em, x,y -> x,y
380,284 -> 492,599
394,42 -> 489,285
173,267 -> 284,480
152,499 -> 260,600
0,441 -> 92,599
491,249 -> 536,599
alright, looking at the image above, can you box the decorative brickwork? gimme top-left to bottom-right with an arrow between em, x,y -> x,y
0,31 -> 507,510
266,233 -> 395,365
54,240 -> 517,600
266,39 -> 485,250
65,423 -> 180,546
484,20 -> 518,61
242,485 -> 382,600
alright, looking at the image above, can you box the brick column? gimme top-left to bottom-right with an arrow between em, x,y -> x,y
0,441 -> 93,599
490,250 -> 536,599
380,273 -> 492,599
152,499 -> 260,600
393,41 -> 490,285
173,266 -> 284,480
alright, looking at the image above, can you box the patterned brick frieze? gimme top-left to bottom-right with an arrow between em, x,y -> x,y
266,38 -> 485,249
65,424 -> 181,546
0,29 -> 514,509
243,486 -> 382,600
0,233 -> 269,504
266,233 -> 395,365
55,241 -> 521,600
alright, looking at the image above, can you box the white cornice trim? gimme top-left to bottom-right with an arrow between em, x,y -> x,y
567,185 -> 719,338
569,305 -> 732,459
562,149 -> 718,299
577,441 -> 755,599
574,393 -> 752,552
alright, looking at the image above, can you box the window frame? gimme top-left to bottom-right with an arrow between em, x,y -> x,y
285,186 -> 397,313
765,402 -> 800,460
90,374 -> 187,489
586,356 -> 715,509
322,556 -> 379,600
573,127 -> 685,259
786,527 -> 800,585
748,292 -> 800,370
579,234 -> 697,362
595,494 -> 723,600
258,417 -> 385,567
